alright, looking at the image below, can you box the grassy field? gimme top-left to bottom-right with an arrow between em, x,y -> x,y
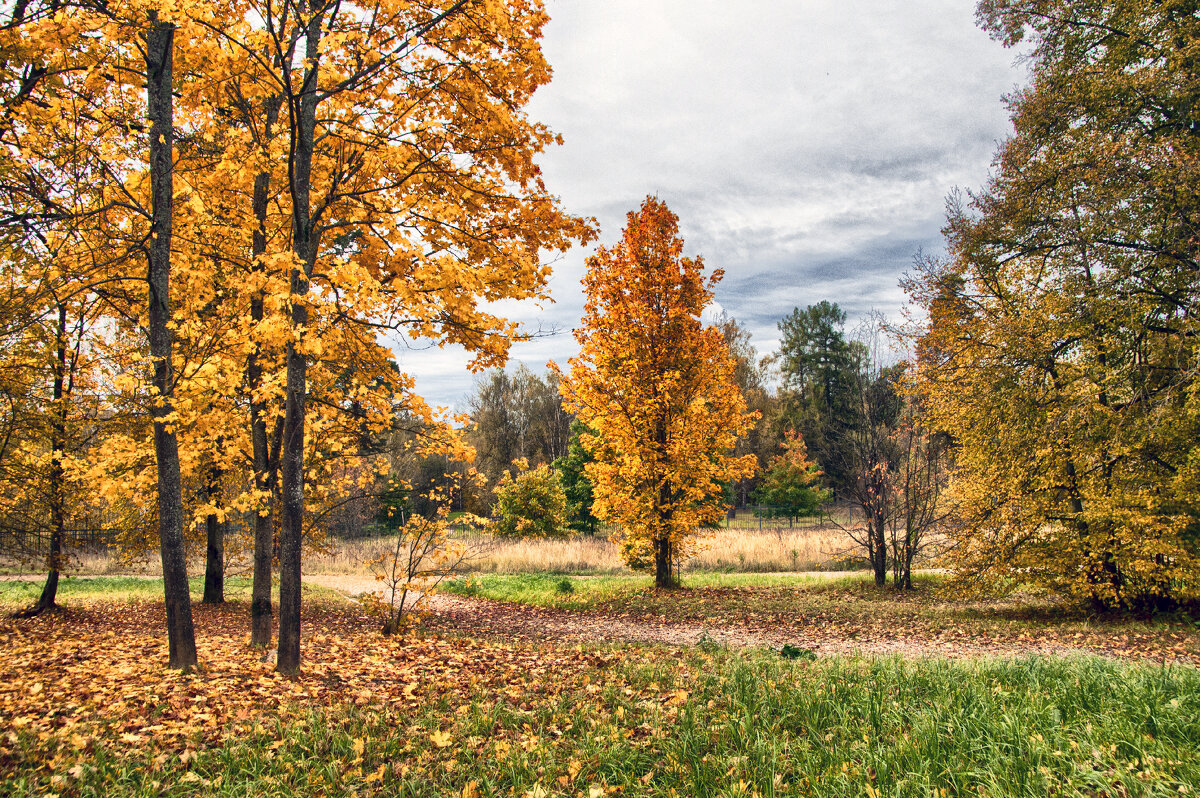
442,571 -> 876,610
439,571 -> 1200,660
0,576 -> 340,609
3,531 -> 1197,797
4,510 -> 868,580
1,585 -> 1198,797
310,524 -> 862,577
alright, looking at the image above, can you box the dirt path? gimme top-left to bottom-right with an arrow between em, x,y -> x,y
303,574 -> 1083,660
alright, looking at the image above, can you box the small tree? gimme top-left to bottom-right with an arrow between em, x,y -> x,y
840,361 -> 903,586
887,400 -> 950,589
366,474 -> 479,635
753,431 -> 831,524
553,420 -> 599,535
367,510 -> 470,635
490,459 -> 570,539
556,197 -> 757,588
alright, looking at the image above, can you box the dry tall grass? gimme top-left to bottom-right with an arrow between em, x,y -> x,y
5,511 -> 866,578
308,523 -> 861,576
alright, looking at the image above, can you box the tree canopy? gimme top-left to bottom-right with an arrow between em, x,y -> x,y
556,196 -> 757,588
907,0 -> 1200,609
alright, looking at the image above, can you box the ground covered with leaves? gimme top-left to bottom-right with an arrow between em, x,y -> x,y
429,573 -> 1200,663
1,579 -> 1199,797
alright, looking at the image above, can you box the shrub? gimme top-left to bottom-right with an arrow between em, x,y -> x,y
490,460 -> 571,539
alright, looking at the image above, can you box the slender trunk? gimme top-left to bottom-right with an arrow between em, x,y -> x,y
202,456 -> 225,604
146,16 -> 197,670
653,418 -> 676,589
248,165 -> 277,646
277,6 -> 323,675
277,318 -> 307,674
248,307 -> 276,643
871,514 -> 887,587
654,536 -> 674,589
20,304 -> 68,618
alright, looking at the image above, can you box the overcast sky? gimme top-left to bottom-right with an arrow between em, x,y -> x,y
392,0 -> 1027,413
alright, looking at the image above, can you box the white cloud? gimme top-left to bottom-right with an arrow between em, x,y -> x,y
399,0 -> 1027,410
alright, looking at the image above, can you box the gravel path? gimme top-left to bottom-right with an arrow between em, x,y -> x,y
302,573 -> 1081,659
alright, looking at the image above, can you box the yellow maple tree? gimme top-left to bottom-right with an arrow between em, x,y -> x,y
556,197 -> 757,588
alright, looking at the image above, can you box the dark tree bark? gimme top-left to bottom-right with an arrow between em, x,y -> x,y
201,457 -> 225,604
247,106 -> 281,646
276,5 -> 323,675
145,15 -> 197,670
650,418 -> 677,590
653,536 -> 675,589
16,303 -> 68,619
39,303 -> 68,611
870,502 -> 887,587
248,296 -> 276,645
268,0 -> 473,672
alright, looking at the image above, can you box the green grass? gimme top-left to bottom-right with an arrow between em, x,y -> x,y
442,570 -> 874,611
6,651 -> 1199,796
0,576 -> 341,609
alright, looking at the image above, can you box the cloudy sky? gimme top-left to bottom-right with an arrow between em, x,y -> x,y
393,0 -> 1028,412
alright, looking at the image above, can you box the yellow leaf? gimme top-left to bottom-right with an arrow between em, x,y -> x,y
430,730 -> 452,748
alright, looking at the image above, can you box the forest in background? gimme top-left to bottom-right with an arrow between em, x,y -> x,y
0,0 -> 1196,680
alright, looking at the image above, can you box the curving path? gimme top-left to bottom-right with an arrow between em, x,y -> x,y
303,574 -> 1086,660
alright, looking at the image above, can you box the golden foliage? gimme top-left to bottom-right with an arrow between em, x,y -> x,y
555,197 -> 757,581
490,459 -> 571,539
907,0 -> 1200,609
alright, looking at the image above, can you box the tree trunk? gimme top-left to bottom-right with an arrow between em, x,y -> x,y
871,515 -> 887,587
654,536 -> 674,589
277,334 -> 306,674
276,6 -> 323,675
146,15 -> 197,670
18,304 -> 68,619
202,459 -> 225,604
248,167 -> 276,647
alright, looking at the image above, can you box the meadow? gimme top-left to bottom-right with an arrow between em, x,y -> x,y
2,548 -> 1198,796
3,512 -> 1197,797
308,511 -> 863,578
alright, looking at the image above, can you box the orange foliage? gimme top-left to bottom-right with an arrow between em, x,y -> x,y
555,197 -> 757,585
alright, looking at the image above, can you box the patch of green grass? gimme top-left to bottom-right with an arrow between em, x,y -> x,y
444,572 -> 642,609
8,652 -> 1199,797
0,577 -> 342,610
442,570 -> 875,611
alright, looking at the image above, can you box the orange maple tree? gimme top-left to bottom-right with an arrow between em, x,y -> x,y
556,197 -> 757,588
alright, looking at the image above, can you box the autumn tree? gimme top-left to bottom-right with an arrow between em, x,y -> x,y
0,1 -> 122,616
467,365 -> 573,493
557,197 -> 757,588
490,459 -> 569,539
188,0 -> 592,673
0,0 -> 214,663
0,285 -> 102,617
885,393 -> 951,590
907,0 -> 1200,609
0,0 -> 591,675
753,430 -> 831,524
